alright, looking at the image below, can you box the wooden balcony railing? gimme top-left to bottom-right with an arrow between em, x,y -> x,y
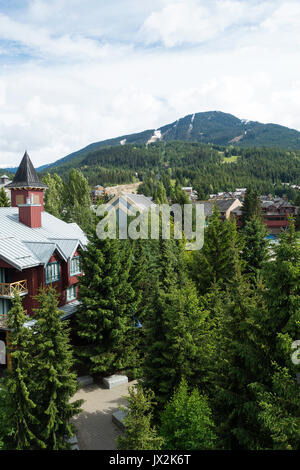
0,280 -> 28,299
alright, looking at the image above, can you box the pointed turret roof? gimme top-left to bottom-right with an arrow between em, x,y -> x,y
6,151 -> 47,189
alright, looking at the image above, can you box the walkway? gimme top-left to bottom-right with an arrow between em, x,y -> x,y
71,380 -> 136,450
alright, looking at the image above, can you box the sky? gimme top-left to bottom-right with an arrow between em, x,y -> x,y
0,0 -> 299,167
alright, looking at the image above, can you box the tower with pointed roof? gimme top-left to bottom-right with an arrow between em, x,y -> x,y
6,152 -> 48,228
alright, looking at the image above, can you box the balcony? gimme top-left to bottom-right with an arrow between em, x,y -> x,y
0,280 -> 28,299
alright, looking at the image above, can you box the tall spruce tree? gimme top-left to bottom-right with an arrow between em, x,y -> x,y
0,294 -> 42,450
262,218 -> 300,365
42,173 -> 64,218
30,287 -> 83,450
63,169 -> 95,233
128,238 -> 155,377
160,379 -> 216,450
213,220 -> 300,449
76,232 -> 136,376
196,283 -> 229,397
143,237 -> 207,410
252,365 -> 300,450
171,181 -> 190,205
253,218 -> 300,449
154,181 -> 168,204
241,216 -> 269,278
130,238 -> 150,323
241,187 -> 262,227
211,273 -> 270,450
195,205 -> 242,294
116,384 -> 164,450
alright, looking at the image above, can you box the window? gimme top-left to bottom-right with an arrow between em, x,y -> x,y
69,256 -> 81,276
45,262 -> 60,284
66,284 -> 77,302
15,195 -> 24,205
0,340 -> 6,365
0,299 -> 9,315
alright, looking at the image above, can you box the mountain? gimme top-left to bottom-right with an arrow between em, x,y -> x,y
38,111 -> 300,172
2,111 -> 300,175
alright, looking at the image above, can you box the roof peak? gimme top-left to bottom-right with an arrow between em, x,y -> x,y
6,151 -> 47,189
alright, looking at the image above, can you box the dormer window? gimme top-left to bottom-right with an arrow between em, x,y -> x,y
69,256 -> 81,276
45,262 -> 60,284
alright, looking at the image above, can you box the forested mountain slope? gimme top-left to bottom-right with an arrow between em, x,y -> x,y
37,111 -> 300,173
40,140 -> 300,202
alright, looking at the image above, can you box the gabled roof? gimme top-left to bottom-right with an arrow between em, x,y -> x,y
107,193 -> 156,215
199,198 -> 242,217
49,238 -> 84,260
23,242 -> 67,265
216,198 -> 239,212
123,193 -> 156,211
6,152 -> 48,189
0,208 -> 87,270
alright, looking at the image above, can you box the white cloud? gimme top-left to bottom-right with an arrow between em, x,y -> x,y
140,0 -> 272,47
0,80 -> 5,106
0,12 -> 131,61
0,0 -> 299,167
261,1 -> 300,32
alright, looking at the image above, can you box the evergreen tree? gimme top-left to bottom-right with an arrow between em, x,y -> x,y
128,238 -> 153,377
0,186 -> 10,207
160,174 -> 172,198
252,218 -> 300,449
262,218 -> 300,363
196,283 -> 229,396
130,238 -> 149,322
30,287 -> 83,450
241,187 -> 262,227
43,173 -> 64,218
211,274 -> 270,450
0,295 -> 42,450
116,384 -> 164,450
195,205 -> 242,294
160,379 -> 216,450
154,181 -> 168,204
213,221 -> 300,450
252,365 -> 300,450
76,232 -> 136,376
171,181 -> 190,205
143,238 -> 207,410
63,169 -> 95,233
241,216 -> 269,278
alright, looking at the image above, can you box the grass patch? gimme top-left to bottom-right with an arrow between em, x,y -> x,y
222,155 -> 240,163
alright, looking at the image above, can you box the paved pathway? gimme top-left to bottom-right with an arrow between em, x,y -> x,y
71,380 -> 136,450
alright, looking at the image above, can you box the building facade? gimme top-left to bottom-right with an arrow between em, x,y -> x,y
0,152 -> 87,370
199,196 -> 298,234
260,197 -> 297,234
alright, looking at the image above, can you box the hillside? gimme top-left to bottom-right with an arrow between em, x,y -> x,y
3,111 -> 300,175
39,111 -> 300,173
36,137 -> 300,206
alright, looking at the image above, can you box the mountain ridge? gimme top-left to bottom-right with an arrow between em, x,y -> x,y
3,111 -> 300,173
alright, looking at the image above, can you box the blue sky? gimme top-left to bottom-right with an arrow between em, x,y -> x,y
0,0 -> 299,167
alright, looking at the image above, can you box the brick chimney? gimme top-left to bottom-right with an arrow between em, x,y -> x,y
6,151 -> 47,228
19,193 -> 43,228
